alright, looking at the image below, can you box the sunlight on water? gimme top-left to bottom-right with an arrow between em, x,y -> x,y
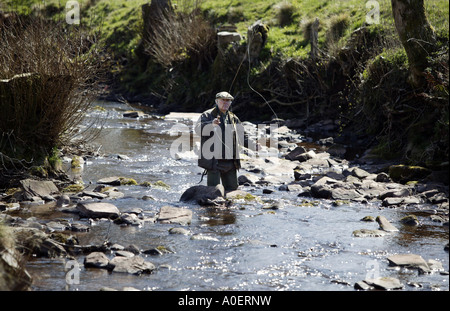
25,101 -> 449,291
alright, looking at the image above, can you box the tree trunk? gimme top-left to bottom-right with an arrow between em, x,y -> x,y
391,0 -> 436,87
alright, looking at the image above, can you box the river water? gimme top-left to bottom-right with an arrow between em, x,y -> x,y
25,101 -> 448,291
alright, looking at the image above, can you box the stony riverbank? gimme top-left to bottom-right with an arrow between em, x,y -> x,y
1,112 -> 448,291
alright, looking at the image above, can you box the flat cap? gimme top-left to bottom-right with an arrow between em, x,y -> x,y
215,91 -> 234,100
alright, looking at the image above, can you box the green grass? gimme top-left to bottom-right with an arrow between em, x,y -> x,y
4,0 -> 448,60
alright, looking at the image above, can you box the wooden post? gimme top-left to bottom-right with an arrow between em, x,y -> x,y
310,18 -> 319,60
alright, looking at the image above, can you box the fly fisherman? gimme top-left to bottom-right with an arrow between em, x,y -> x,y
194,91 -> 261,191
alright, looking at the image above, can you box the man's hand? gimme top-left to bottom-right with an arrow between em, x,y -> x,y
213,116 -> 221,126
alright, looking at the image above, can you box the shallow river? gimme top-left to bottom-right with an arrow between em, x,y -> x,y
26,101 -> 448,291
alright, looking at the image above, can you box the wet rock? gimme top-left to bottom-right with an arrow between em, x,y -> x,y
376,216 -> 399,232
180,185 -> 225,205
109,256 -> 155,275
352,229 -> 390,237
388,165 -> 431,183
238,174 -> 260,185
0,247 -> 33,291
0,202 -> 20,212
351,167 -> 371,179
382,197 -> 405,206
400,214 -> 420,226
103,189 -> 125,200
426,259 -> 444,272
123,244 -> 141,255
20,179 -> 59,199
84,252 -> 110,269
45,221 -> 70,232
190,234 -> 219,241
310,177 -> 335,199
123,111 -> 146,118
12,227 -> 67,258
76,202 -> 120,219
226,190 -> 258,201
115,250 -> 135,258
157,206 -> 192,225
169,227 -> 190,235
70,223 -> 90,232
378,188 -> 411,200
142,248 -> 163,256
114,213 -> 143,227
354,281 -> 373,290
330,187 -> 362,201
362,277 -> 403,290
82,190 -> 108,199
376,172 -> 391,183
97,176 -> 122,186
360,216 -> 375,222
382,196 -> 421,207
284,146 -> 307,161
56,194 -> 71,207
387,254 -> 429,272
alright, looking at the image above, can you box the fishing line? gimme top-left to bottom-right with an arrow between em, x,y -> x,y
228,26 -> 279,121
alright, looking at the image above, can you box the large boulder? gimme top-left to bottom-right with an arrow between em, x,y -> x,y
12,227 -> 67,258
84,252 -> 110,269
388,165 -> 431,183
179,185 -> 225,205
109,256 -> 155,275
20,179 -> 59,199
0,247 -> 33,291
76,202 -> 120,219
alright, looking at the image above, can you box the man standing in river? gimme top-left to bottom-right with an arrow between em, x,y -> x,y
195,91 -> 260,191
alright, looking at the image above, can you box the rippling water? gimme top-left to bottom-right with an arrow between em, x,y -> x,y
25,101 -> 449,291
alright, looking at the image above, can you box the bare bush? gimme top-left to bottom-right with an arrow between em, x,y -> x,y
0,15 -> 105,167
143,0 -> 216,69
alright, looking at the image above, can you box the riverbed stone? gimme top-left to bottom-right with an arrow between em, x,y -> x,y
84,252 -> 110,269
115,213 -> 143,226
376,216 -> 399,232
157,206 -> 192,225
238,174 -> 260,185
400,214 -> 420,226
20,179 -> 59,198
363,277 -> 404,290
82,190 -> 108,199
387,254 -> 429,272
352,167 -> 371,179
352,229 -> 390,237
0,247 -> 33,291
70,223 -> 90,232
331,187 -> 362,201
76,202 -> 120,219
97,176 -> 122,186
109,256 -> 155,275
12,227 -> 67,258
169,227 -> 190,235
56,194 -> 71,207
179,185 -> 225,205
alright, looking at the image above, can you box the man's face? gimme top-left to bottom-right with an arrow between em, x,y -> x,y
216,98 -> 232,112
